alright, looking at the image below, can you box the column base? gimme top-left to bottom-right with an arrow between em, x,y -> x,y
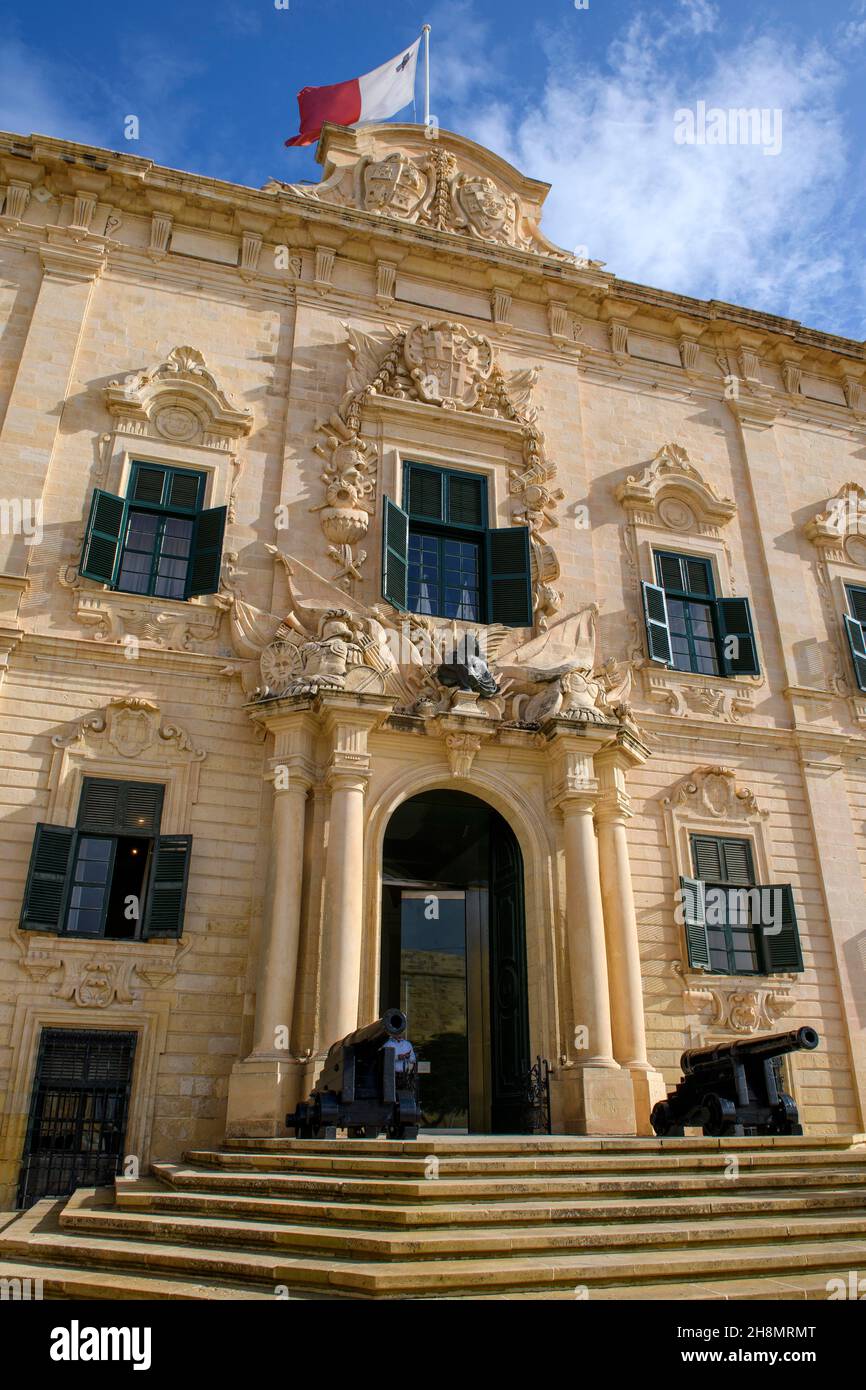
224,1055 -> 308,1138
628,1066 -> 669,1135
553,1063 -> 637,1135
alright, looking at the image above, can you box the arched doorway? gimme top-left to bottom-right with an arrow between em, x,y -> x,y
379,790 -> 530,1133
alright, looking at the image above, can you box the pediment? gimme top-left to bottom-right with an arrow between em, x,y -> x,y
273,122 -> 579,261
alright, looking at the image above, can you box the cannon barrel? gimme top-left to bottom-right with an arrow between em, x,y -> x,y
681,1026 -> 819,1076
326,1009 -> 407,1057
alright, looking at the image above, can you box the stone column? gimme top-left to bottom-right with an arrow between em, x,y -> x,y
595,739 -> 667,1133
317,694 -> 395,1050
548,724 -> 636,1134
226,705 -> 316,1136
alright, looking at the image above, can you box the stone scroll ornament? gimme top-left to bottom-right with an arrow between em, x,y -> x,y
314,319 -> 564,626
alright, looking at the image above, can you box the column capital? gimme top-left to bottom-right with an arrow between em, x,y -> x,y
594,793 -> 633,824
266,755 -> 315,793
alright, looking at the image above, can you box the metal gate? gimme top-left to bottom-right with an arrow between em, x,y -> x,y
17,1029 -> 137,1209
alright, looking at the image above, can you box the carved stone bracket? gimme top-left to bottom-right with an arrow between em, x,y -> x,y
643,667 -> 756,722
673,961 -> 798,1034
804,481 -> 866,568
13,929 -> 193,1007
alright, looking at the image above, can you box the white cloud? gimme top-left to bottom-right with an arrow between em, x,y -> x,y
440,3 -> 864,337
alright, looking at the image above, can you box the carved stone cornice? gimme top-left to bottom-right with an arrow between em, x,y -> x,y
615,442 -> 736,534
104,344 -> 253,448
39,228 -> 106,282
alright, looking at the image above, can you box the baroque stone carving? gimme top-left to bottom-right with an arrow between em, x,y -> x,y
804,481 -> 866,566
52,696 -> 206,763
104,345 -> 253,450
664,766 -> 766,821
331,318 -> 563,623
673,961 -> 797,1034
13,929 -> 193,1006
615,442 -> 737,535
58,554 -> 227,652
278,130 -> 577,261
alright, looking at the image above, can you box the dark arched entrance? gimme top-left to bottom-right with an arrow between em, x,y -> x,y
379,790 -> 530,1133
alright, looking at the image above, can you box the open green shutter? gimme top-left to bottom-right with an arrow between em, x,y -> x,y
717,596 -> 760,676
641,581 -> 673,665
680,875 -> 711,969
20,824 -> 77,933
382,497 -> 409,611
488,526 -> 532,627
186,505 -> 226,597
142,835 -> 192,940
79,490 -> 126,586
760,884 -> 804,972
844,616 -> 866,692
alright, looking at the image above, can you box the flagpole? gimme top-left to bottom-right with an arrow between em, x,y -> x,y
422,24 -> 431,129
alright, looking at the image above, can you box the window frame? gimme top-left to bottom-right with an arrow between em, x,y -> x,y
689,833 -> 764,976
402,461 -> 490,623
654,550 -> 723,676
115,462 -> 207,602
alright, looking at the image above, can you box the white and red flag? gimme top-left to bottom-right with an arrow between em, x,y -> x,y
285,37 -> 422,148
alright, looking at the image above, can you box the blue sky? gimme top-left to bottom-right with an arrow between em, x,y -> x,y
2,0 -> 865,338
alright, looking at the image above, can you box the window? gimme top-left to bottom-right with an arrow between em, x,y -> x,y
843,585 -> 866,692
19,778 -> 191,941
79,462 -> 226,600
641,551 -> 760,677
679,833 -> 803,976
382,462 -> 533,627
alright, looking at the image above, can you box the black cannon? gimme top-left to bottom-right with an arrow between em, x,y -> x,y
286,1009 -> 421,1139
651,1026 -> 819,1138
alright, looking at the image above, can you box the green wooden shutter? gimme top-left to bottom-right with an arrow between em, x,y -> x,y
679,875 -> 711,969
488,526 -> 532,627
79,490 -> 127,586
166,469 -> 202,511
382,497 -> 409,611
717,596 -> 760,676
641,581 -> 673,664
406,464 -> 444,521
142,835 -> 192,940
844,616 -> 866,692
447,472 -> 485,527
20,824 -> 77,933
186,505 -> 226,597
760,884 -> 804,972
720,837 -> 754,885
77,778 -> 164,835
684,556 -> 714,597
691,835 -> 724,882
129,464 -> 167,504
847,586 -> 866,626
655,552 -> 684,592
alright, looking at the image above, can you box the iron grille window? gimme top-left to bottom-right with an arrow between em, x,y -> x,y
19,778 -> 191,941
17,1029 -> 136,1209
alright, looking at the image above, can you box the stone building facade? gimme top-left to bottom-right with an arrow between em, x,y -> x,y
0,120 -> 865,1207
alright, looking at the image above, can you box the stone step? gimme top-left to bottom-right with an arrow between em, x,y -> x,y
114,1175 -> 866,1229
58,1190 -> 866,1262
3,1204 -> 866,1297
223,1135 -> 860,1156
184,1145 -> 866,1178
151,1160 -> 866,1204
0,1253 -> 275,1301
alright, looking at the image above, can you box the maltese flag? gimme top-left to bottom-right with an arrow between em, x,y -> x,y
285,38 -> 421,147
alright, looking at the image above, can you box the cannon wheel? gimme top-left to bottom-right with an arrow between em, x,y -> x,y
702,1093 -> 742,1137
650,1101 -> 683,1137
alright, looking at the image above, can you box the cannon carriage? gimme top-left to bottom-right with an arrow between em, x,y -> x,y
651,1027 -> 819,1138
286,1009 -> 421,1140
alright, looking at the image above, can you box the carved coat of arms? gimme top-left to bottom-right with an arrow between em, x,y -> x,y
453,175 -> 520,246
363,153 -> 427,219
404,321 -> 494,410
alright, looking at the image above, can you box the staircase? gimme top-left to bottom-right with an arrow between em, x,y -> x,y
1,1135 -> 865,1299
